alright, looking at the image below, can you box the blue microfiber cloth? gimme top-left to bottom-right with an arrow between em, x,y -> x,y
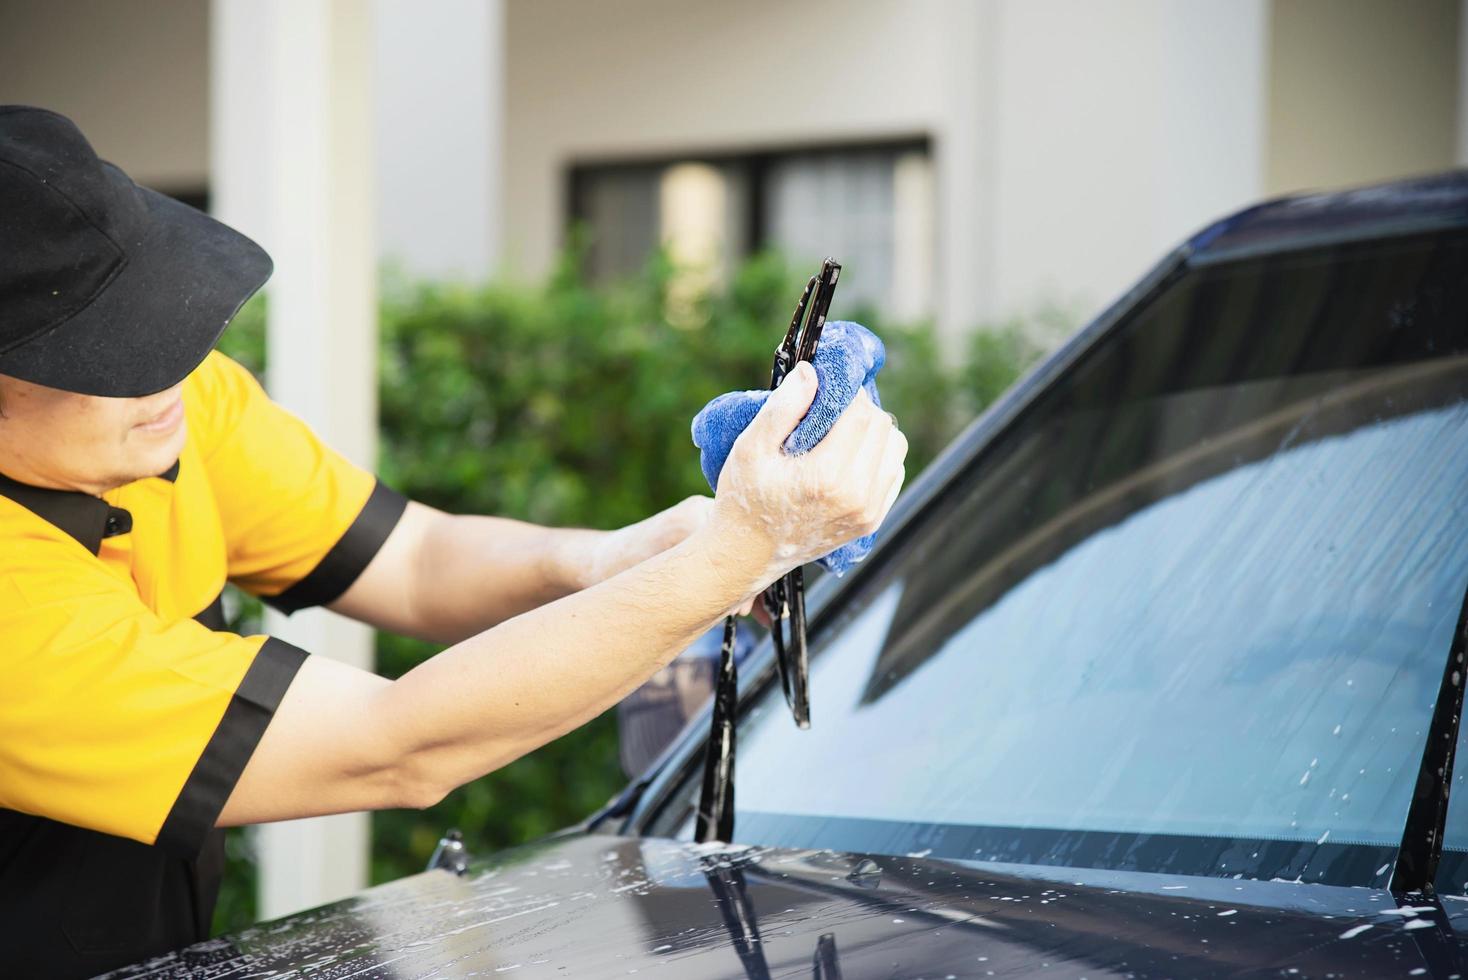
691,320 -> 886,575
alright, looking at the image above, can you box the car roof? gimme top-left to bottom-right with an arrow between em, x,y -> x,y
1189,169 -> 1468,264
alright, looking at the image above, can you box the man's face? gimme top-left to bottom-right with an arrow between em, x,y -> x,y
0,375 -> 187,495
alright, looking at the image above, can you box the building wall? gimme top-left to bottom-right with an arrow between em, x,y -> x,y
0,0 -> 210,193
2,0 -> 1462,327
505,0 -> 1272,330
503,0 -> 951,280
0,0 -> 501,279
988,0 -> 1268,318
1267,0 -> 1460,195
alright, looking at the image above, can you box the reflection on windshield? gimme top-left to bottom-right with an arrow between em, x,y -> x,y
738,395 -> 1468,846
656,233 -> 1468,887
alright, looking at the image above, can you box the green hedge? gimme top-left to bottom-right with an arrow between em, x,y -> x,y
211,251 -> 1056,932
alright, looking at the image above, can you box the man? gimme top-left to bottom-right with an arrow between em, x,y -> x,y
0,106 -> 906,976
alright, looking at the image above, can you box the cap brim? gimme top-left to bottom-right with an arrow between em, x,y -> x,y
0,184 -> 272,397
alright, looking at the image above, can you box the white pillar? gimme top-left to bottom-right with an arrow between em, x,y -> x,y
211,0 -> 378,921
933,0 -> 1001,346
373,0 -> 503,280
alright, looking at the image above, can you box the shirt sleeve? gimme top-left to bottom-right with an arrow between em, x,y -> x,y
189,352 -> 408,613
0,547 -> 308,856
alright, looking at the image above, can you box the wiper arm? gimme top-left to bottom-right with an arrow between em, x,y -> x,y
695,617 -> 740,842
695,258 -> 841,844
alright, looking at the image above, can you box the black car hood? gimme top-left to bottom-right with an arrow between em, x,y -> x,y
108,833 -> 1468,979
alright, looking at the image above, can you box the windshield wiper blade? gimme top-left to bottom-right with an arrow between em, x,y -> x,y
695,617 -> 739,842
695,258 -> 841,844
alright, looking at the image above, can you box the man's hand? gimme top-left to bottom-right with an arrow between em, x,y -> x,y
580,360 -> 905,612
705,361 -> 907,593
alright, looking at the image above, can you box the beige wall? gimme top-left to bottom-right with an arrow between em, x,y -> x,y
989,0 -> 1268,317
3,0 -> 1461,322
503,0 -> 951,279
0,0 -> 210,192
1267,0 -> 1460,194
503,0 -> 1273,331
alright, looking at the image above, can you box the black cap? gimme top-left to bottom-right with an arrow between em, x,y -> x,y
0,106 -> 272,397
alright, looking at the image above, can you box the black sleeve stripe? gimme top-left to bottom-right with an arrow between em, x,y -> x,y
265,480 -> 409,615
154,637 -> 309,857
193,590 -> 227,631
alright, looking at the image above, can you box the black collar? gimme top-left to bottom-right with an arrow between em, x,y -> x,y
0,460 -> 178,555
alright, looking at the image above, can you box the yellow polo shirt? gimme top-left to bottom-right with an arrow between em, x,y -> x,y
0,351 -> 406,855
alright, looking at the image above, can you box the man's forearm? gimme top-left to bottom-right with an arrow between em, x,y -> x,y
409,511 -> 600,643
331,503 -> 602,644
378,522 -> 765,801
333,500 -> 711,645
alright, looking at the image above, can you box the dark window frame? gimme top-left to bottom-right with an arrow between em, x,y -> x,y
563,134 -> 932,272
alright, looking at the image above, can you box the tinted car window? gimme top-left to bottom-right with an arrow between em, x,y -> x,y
649,233 -> 1468,888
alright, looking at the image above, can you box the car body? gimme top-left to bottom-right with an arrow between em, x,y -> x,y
110,171 -> 1468,978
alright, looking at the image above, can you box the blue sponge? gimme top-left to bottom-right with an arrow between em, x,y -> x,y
690,320 -> 887,575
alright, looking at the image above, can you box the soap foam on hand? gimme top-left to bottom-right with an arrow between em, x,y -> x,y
690,320 -> 887,576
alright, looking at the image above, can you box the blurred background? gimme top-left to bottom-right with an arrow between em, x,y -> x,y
2,0 -> 1464,935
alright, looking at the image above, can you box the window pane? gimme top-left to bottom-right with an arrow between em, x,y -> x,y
653,233 -> 1468,887
579,167 -> 661,282
765,151 -> 896,312
570,144 -> 933,317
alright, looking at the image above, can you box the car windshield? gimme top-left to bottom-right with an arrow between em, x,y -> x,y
646,231 -> 1468,888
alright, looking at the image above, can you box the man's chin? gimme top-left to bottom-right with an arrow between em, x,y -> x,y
121,425 -> 187,484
